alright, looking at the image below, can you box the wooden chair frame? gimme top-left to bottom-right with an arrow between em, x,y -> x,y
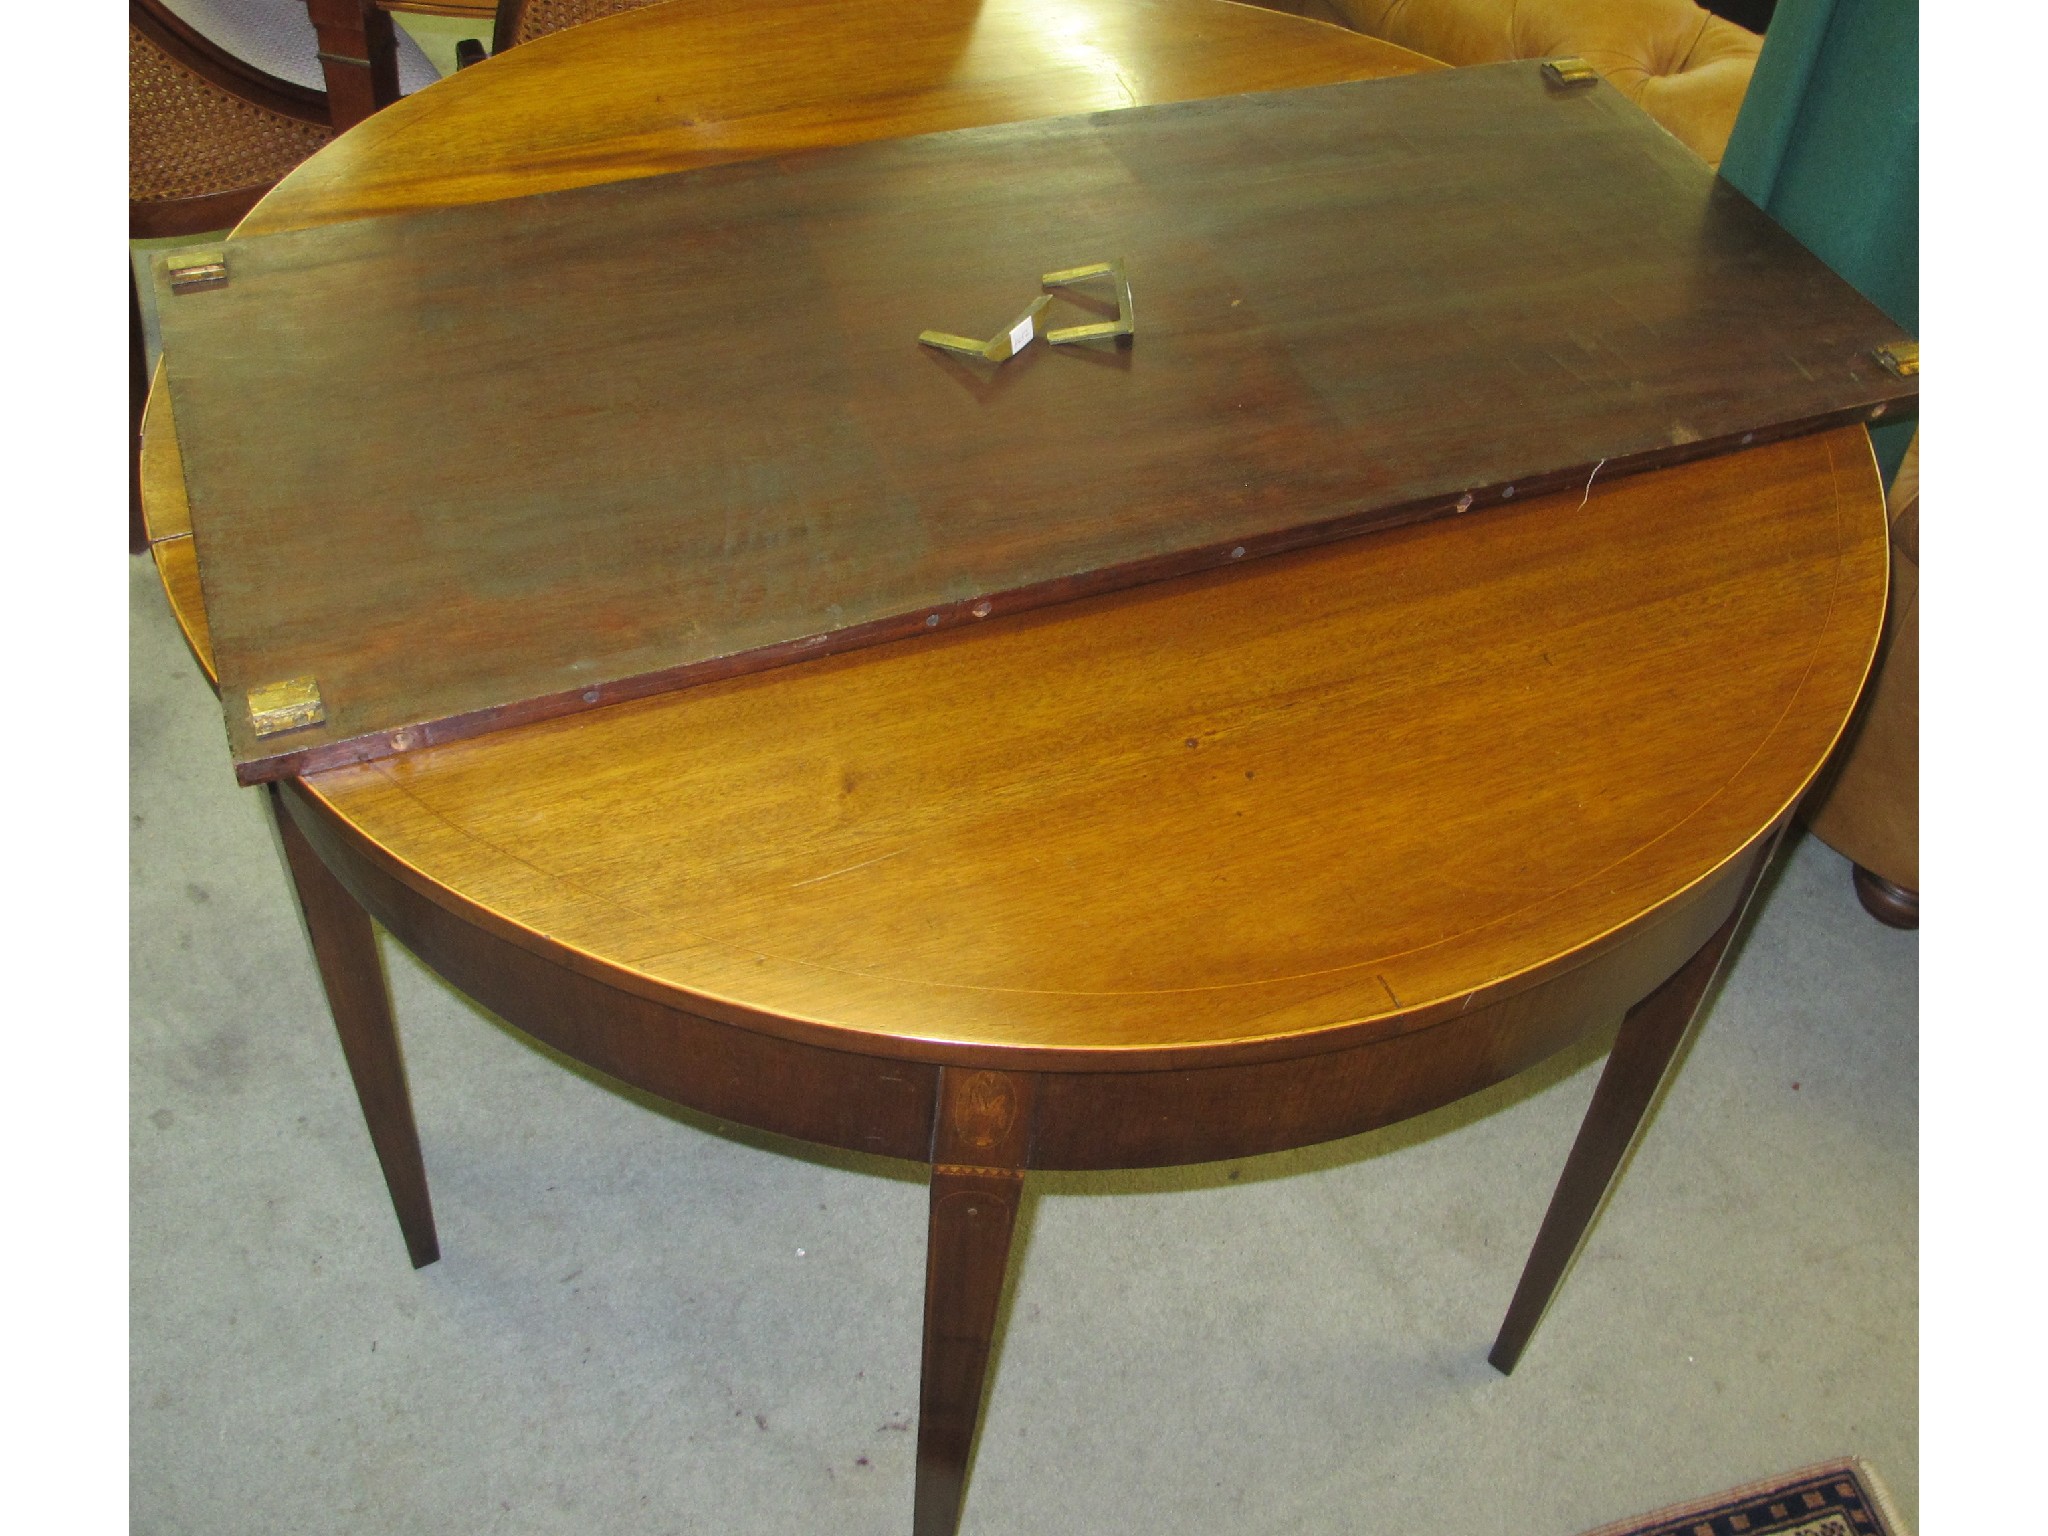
130,0 -> 400,550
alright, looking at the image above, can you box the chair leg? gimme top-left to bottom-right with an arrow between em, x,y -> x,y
131,265 -> 149,554
1488,828 -> 1783,1373
1851,865 -> 1917,929
270,784 -> 440,1268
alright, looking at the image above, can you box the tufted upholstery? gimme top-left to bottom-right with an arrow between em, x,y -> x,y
1801,432 -> 1917,908
1330,0 -> 1762,165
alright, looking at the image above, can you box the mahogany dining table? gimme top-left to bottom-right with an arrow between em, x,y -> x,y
138,3 -> 1891,1533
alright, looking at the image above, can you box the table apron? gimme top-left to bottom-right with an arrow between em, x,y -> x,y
1025,857 -> 1752,1168
279,783 -> 1758,1172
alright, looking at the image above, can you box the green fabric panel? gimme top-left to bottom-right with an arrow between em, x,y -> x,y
1719,0 -> 1917,482
1718,0 -> 1834,201
1870,419 -> 1915,489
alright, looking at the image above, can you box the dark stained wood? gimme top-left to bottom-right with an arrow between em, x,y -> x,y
1025,854 -> 1750,1167
154,63 -> 1916,784
130,187 -> 272,242
271,782 -> 440,1268
276,780 -> 945,1161
305,0 -> 402,132
1852,865 -> 1918,929
283,429 -> 1888,1064
379,0 -> 495,15
917,1169 -> 1023,1536
916,1069 -> 1036,1536
131,274 -> 149,554
135,5 -> 1903,1527
247,0 -> 1443,236
489,0 -> 520,53
1487,825 -> 1786,1375
128,0 -> 335,549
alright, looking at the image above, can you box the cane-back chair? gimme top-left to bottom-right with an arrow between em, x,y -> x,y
491,0 -> 673,53
129,1 -> 419,551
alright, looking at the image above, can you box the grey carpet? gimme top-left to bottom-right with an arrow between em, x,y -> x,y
130,552 -> 1916,1535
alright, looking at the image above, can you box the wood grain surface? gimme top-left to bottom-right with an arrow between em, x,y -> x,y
246,0 -> 1441,236
141,14 -> 1896,1517
292,425 -> 1886,1061
140,0 -> 1893,1065
159,63 -> 1913,782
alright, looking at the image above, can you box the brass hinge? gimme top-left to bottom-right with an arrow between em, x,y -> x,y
247,676 -> 326,737
1542,57 -> 1599,88
166,249 -> 228,294
1873,341 -> 1919,378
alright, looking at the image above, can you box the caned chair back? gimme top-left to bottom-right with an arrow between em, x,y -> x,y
493,0 -> 675,53
129,0 -> 333,240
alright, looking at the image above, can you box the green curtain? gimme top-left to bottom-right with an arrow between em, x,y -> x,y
1719,0 -> 1918,481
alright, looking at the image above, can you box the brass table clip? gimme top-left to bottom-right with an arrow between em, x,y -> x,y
1041,259 -> 1134,345
918,295 -> 1052,363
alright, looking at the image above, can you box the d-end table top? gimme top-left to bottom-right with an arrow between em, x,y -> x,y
144,0 -> 1890,1067
245,0 -> 1443,238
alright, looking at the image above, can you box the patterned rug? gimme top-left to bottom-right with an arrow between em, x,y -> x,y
1578,1460 -> 1908,1536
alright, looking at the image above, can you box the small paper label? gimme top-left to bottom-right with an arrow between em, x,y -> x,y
1008,316 -> 1035,354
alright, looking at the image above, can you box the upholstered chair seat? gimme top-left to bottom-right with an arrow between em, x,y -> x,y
157,0 -> 438,95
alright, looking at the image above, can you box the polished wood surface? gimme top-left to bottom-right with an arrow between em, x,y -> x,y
272,784 -> 440,1268
139,5 -> 1893,1529
278,770 -> 1766,1169
141,367 -> 215,676
141,0 -> 1891,1068
159,64 -> 1910,784
288,426 -> 1883,1063
240,0 -> 1440,236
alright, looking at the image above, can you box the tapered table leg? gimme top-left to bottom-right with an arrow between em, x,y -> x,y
270,785 -> 440,1269
1489,830 -> 1784,1373
130,269 -> 149,555
915,1068 -> 1035,1536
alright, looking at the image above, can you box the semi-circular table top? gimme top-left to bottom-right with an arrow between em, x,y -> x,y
143,0 -> 1889,1068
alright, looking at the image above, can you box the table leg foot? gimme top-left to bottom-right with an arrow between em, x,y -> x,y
271,785 -> 440,1269
914,1067 -> 1036,1536
1487,830 -> 1783,1373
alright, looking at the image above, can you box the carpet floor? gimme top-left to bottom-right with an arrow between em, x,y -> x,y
130,552 -> 1917,1536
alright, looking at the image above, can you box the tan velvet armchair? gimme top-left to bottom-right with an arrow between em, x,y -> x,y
1802,435 -> 1918,926
1304,0 -> 1762,165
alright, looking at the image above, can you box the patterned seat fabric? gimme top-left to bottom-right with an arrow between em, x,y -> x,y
129,22 -> 331,206
509,0 -> 673,48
